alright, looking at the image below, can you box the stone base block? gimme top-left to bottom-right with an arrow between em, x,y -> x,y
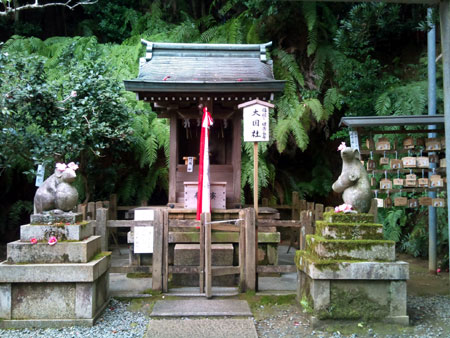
6,236 -> 101,264
20,222 -> 93,242
297,259 -> 409,324
307,235 -> 396,261
173,244 -> 235,286
0,254 -> 110,328
30,212 -> 83,225
315,221 -> 384,240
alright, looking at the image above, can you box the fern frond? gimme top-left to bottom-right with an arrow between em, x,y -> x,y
304,98 -> 326,121
290,120 -> 309,151
274,119 -> 292,153
273,49 -> 304,88
302,2 -> 317,32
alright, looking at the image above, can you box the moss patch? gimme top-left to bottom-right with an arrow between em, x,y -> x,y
90,251 -> 111,261
296,250 -> 370,271
324,211 -> 374,224
127,272 -> 152,279
318,287 -> 389,320
315,221 -> 383,240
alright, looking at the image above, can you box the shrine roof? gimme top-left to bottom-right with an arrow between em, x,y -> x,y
124,41 -> 285,93
340,115 -> 445,128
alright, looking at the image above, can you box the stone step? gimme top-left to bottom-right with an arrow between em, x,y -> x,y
20,222 -> 94,242
324,212 -> 375,224
306,235 -> 396,261
6,236 -> 101,264
315,221 -> 384,240
151,299 -> 252,317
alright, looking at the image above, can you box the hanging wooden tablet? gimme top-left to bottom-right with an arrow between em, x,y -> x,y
419,196 -> 432,206
394,197 -> 408,206
375,198 -> 384,208
390,159 -> 403,169
384,196 -> 393,208
430,175 -> 444,188
403,137 -> 414,149
440,158 -> 446,168
402,157 -> 416,168
425,138 -> 441,151
367,160 -> 376,171
380,179 -> 392,190
429,154 -> 439,163
432,198 -> 445,207
404,174 -> 417,187
418,178 -> 429,187
407,199 -> 418,208
393,178 -> 404,186
366,138 -> 375,150
376,137 -> 391,151
380,156 -> 389,165
370,176 -> 376,186
417,157 -> 429,168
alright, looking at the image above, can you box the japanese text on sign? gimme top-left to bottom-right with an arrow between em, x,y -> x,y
243,104 -> 270,142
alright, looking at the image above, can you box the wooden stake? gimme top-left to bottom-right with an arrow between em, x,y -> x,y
254,142 -> 259,216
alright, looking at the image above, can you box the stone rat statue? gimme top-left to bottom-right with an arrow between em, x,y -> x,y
33,163 -> 79,214
332,146 -> 372,213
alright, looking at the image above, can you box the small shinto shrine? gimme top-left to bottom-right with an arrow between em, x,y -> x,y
124,41 -> 284,207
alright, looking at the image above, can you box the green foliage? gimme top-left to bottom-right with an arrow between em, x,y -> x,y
382,208 -> 406,242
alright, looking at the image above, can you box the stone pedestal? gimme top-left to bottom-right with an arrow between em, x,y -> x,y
0,218 -> 110,328
296,212 -> 409,325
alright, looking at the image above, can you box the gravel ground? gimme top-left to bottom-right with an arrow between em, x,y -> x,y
0,299 -> 148,338
254,294 -> 450,338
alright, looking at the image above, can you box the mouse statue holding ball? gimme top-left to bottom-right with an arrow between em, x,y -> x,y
332,143 -> 372,213
33,162 -> 79,214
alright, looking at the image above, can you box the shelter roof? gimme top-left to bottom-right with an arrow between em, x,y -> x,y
124,41 -> 285,93
339,115 -> 445,128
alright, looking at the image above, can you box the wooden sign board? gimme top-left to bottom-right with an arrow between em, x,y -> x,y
390,159 -> 403,169
380,156 -> 389,165
370,176 -> 376,186
417,157 -> 429,168
429,154 -> 439,163
405,174 -> 417,187
419,197 -> 432,206
408,199 -> 418,208
425,138 -> 441,151
375,198 -> 384,208
440,158 -> 447,168
418,178 -> 429,188
394,197 -> 408,206
430,175 -> 444,188
367,160 -> 376,171
242,103 -> 270,142
134,225 -> 154,253
380,179 -> 392,190
376,138 -> 390,151
402,157 -> 416,168
384,197 -> 393,208
366,138 -> 375,150
393,178 -> 404,186
432,198 -> 445,207
403,137 -> 414,149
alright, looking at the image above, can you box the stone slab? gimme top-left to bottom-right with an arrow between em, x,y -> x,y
151,299 -> 252,317
21,222 -> 93,241
315,221 -> 384,240
146,318 -> 257,338
0,253 -> 111,283
308,235 -> 396,261
324,212 -> 374,224
30,212 -> 83,225
6,236 -> 101,264
297,258 -> 409,280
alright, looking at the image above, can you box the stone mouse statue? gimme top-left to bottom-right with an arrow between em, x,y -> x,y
332,145 -> 372,213
33,162 -> 79,214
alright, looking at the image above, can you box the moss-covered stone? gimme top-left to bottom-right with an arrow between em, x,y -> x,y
318,287 -> 389,320
324,211 -> 374,224
296,250 -> 369,272
315,221 -> 384,240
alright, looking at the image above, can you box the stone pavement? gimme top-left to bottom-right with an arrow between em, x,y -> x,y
146,299 -> 257,338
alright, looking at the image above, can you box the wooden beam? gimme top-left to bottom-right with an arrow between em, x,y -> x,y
211,266 -> 240,276
257,219 -> 303,227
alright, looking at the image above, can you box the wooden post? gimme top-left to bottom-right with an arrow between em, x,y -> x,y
152,209 -> 163,291
87,202 -> 96,221
315,204 -> 324,223
204,213 -> 212,298
95,201 -> 103,211
238,210 -> 246,292
244,208 -> 256,291
200,213 -> 206,294
162,209 -> 169,293
109,194 -> 117,220
77,204 -> 87,221
96,208 -> 108,251
299,199 -> 307,212
291,191 -> 300,220
253,142 -> 259,216
299,210 -> 313,251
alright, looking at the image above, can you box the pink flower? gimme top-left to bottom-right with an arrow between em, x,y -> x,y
70,90 -> 77,97
30,238 -> 38,244
334,203 -> 354,213
67,162 -> 79,171
437,268 -> 441,273
337,142 -> 346,151
48,236 -> 58,246
56,163 -> 67,172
